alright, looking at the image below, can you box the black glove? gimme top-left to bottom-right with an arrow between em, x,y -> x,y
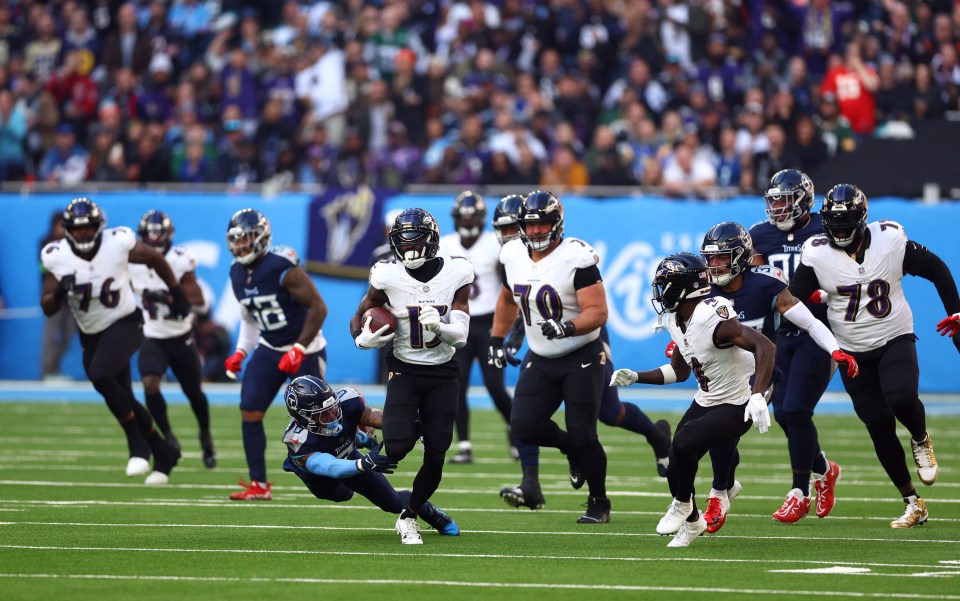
355,443 -> 397,473
143,289 -> 170,304
504,319 -> 524,366
488,336 -> 507,369
54,274 -> 75,301
540,319 -> 576,340
169,285 -> 192,319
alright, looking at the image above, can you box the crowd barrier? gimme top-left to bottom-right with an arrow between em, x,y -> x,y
1,191 -> 957,393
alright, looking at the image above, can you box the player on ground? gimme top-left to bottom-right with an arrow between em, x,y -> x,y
789,183 -> 960,528
129,210 -> 216,468
281,375 -> 459,539
224,208 -> 329,501
40,197 -> 183,484
611,253 -> 776,547
350,208 -> 472,544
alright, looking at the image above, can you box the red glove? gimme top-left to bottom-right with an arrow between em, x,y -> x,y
832,350 -> 859,378
665,340 -> 677,359
224,349 -> 247,380
278,343 -> 306,374
936,313 -> 960,337
808,289 -> 827,305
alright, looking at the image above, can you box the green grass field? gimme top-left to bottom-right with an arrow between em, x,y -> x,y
1,401 -> 958,600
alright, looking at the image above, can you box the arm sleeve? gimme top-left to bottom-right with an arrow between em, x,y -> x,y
788,262 -> 821,304
437,309 -> 469,348
236,305 -> 261,355
304,452 -> 362,479
781,301 -> 840,354
902,241 -> 960,315
573,264 -> 602,290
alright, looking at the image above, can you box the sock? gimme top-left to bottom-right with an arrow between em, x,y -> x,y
144,391 -> 171,434
241,420 -> 267,482
458,440 -> 472,452
619,403 -> 657,437
903,492 -> 918,505
400,507 -> 417,520
709,488 -> 728,501
520,464 -> 540,489
121,416 -> 150,459
685,497 -> 699,521
517,441 -> 539,468
792,470 -> 812,496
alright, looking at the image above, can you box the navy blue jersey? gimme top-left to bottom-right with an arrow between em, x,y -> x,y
707,266 -> 787,341
230,246 -> 307,348
282,388 -> 365,469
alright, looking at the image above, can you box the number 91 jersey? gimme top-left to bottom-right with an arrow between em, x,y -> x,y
499,237 -> 602,358
41,226 -> 137,335
129,245 -> 197,339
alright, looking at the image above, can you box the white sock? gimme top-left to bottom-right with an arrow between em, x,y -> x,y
458,441 -> 472,452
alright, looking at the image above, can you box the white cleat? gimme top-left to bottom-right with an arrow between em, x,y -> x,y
911,434 -> 939,485
667,511 -> 708,547
396,516 -> 423,545
656,498 -> 694,535
126,457 -> 150,477
727,480 -> 742,501
144,471 -> 169,485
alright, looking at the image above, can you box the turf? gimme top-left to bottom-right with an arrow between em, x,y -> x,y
1,401 -> 958,600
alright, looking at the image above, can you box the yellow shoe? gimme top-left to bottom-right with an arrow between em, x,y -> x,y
911,433 -> 939,485
890,498 -> 928,528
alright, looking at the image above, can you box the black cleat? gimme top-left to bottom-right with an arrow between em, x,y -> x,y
200,431 -> 217,469
418,502 -> 460,535
567,453 -> 585,490
577,496 -> 611,524
651,419 -> 672,477
500,485 -> 545,510
163,430 -> 181,453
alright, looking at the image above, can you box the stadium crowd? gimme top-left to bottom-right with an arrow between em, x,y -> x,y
0,0 -> 959,196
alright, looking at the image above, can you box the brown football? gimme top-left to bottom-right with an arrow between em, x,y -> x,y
363,306 -> 398,334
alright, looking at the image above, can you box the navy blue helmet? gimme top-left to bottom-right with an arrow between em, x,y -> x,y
451,190 -> 487,239
390,208 -> 440,269
821,184 -> 868,250
138,210 -> 175,252
227,208 -> 272,265
651,252 -> 711,315
493,194 -> 524,246
764,169 -> 815,232
701,221 -> 753,286
62,197 -> 105,254
518,190 -> 564,251
284,376 -> 341,436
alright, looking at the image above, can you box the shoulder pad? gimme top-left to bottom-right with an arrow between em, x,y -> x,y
282,421 -> 311,453
565,237 -> 600,268
269,245 -> 300,265
874,220 -> 907,239
169,245 -> 197,270
747,219 -> 768,233
336,387 -> 363,404
40,240 -> 65,270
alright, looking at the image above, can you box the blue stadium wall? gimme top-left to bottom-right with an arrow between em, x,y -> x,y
1,192 -> 957,393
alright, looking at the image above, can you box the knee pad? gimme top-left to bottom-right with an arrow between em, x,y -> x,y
509,414 -> 541,442
384,436 -> 416,463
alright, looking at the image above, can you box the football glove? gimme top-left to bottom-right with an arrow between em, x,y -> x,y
278,343 -> 306,374
936,313 -> 960,337
142,289 -> 170,304
54,274 -> 75,301
540,319 -> 575,340
355,443 -> 397,474
355,428 -> 378,450
488,336 -> 507,369
831,349 -> 859,377
610,368 -> 638,387
354,315 -> 396,349
504,322 -> 524,366
808,289 -> 828,305
169,285 -> 192,319
419,304 -> 442,333
665,340 -> 677,358
224,349 -> 247,379
743,393 -> 770,434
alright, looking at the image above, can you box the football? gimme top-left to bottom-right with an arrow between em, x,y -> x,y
363,306 -> 398,334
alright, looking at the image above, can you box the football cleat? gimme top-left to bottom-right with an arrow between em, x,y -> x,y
728,480 -> 742,501
448,448 -> 473,464
911,433 -> 938,485
396,515 -> 423,545
230,479 -> 273,501
144,471 -> 169,485
163,430 -> 181,453
126,457 -> 151,477
577,496 -> 611,524
667,511 -> 707,548
419,503 -> 460,535
657,498 -> 694,535
651,419 -> 671,477
703,494 -> 729,534
772,488 -> 811,523
500,485 -> 545,510
200,431 -> 217,469
567,453 -> 585,490
814,460 -> 841,518
890,498 -> 928,528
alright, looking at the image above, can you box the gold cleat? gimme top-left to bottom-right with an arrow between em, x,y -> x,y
890,498 -> 928,528
911,433 -> 939,485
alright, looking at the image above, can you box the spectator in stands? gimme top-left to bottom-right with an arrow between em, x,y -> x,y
166,0 -> 213,68
821,40 -> 879,135
138,53 -> 174,124
790,114 -> 830,174
816,92 -> 857,155
912,63 -> 947,120
45,49 -> 98,137
875,56 -> 913,124
23,12 -> 60,81
102,3 -> 153,77
750,123 -> 798,192
697,33 -> 744,107
714,125 -> 744,191
62,8 -> 99,67
367,120 -> 421,189
0,89 -> 27,180
38,123 -> 88,184
661,140 -> 717,199
541,143 -> 589,191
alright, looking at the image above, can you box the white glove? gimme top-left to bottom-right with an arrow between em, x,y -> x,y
419,305 -> 441,333
609,368 -> 638,387
743,393 -> 770,434
354,316 -> 396,349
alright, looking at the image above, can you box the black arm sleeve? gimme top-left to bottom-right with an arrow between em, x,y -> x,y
903,240 -> 960,315
573,264 -> 602,290
788,262 -> 821,302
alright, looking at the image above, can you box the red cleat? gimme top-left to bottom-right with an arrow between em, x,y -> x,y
704,495 -> 728,533
772,488 -> 810,523
230,479 -> 273,501
814,460 -> 841,518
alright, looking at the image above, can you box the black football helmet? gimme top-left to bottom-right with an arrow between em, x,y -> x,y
62,197 -> 105,254
284,375 -> 342,436
651,252 -> 712,315
138,210 -> 175,253
518,190 -> 564,252
390,208 -> 440,269
764,169 -> 815,232
821,183 -> 868,249
226,208 -> 271,265
451,190 -> 487,239
493,193 -> 524,246
701,221 -> 753,286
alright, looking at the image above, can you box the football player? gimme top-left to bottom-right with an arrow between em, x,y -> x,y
699,222 -> 857,531
40,197 -> 184,484
281,375 -> 459,539
350,208 -> 473,544
224,208 -> 329,501
129,210 -> 216,468
789,184 -> 960,528
439,191 -> 516,464
488,190 -> 612,524
611,253 -> 776,547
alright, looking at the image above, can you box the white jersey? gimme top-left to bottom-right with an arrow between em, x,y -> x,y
799,220 -> 913,352
499,237 -> 602,358
40,226 -> 138,335
129,245 -> 197,339
369,256 -> 474,365
665,297 -> 754,408
439,230 -> 500,316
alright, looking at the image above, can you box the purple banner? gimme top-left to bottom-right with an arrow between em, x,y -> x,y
305,186 -> 394,279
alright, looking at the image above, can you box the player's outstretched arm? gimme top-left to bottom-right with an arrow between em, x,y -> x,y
489,284 -> 520,368
611,344 -> 691,387
129,241 -> 191,317
776,288 -> 859,376
716,319 -> 776,395
903,241 -> 960,337
283,265 -> 327,347
180,270 -> 205,307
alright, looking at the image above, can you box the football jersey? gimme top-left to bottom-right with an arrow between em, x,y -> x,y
282,387 -> 364,462
798,220 -> 913,352
439,230 -> 500,316
665,296 -> 755,408
500,237 -> 602,358
230,246 -> 327,353
369,256 -> 474,365
129,245 -> 197,339
40,226 -> 138,335
707,266 -> 787,341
